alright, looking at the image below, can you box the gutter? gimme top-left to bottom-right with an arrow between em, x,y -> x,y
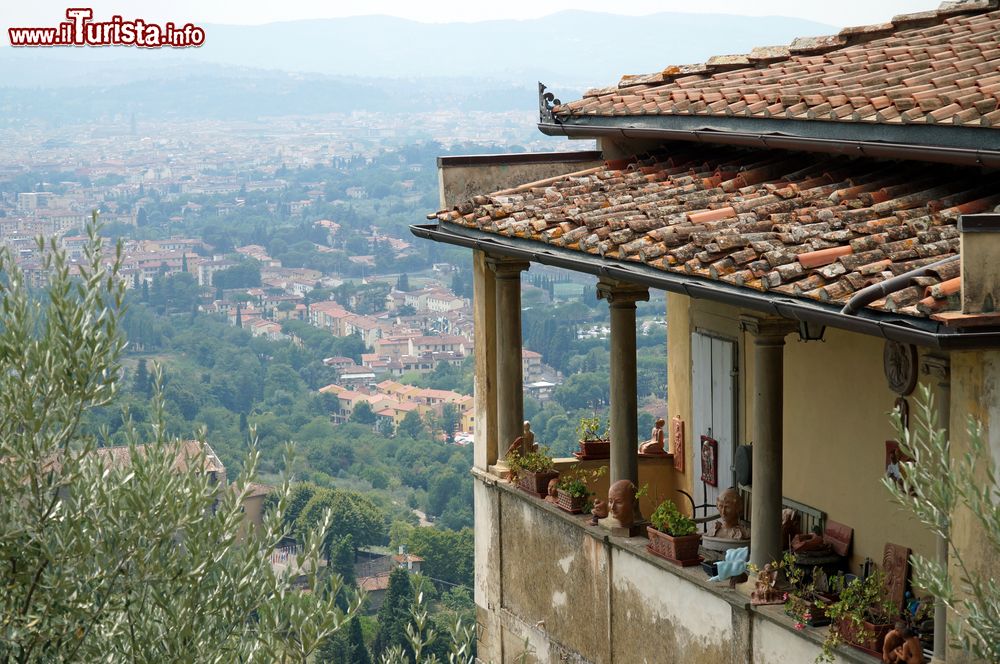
537,121 -> 1000,169
841,255 -> 959,316
410,222 -> 1000,350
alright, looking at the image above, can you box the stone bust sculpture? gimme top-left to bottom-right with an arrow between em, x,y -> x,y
544,477 -> 559,504
711,487 -> 750,540
605,479 -> 636,529
638,418 -> 667,455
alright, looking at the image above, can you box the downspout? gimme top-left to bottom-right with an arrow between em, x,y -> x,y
840,256 -> 959,316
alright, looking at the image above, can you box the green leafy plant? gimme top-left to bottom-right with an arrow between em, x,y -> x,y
556,464 -> 607,498
507,445 -> 555,474
650,499 -> 697,536
818,570 -> 896,662
882,386 -> 1000,663
576,415 -> 607,442
0,219 -> 359,662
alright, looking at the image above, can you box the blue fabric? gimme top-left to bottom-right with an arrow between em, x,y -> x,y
708,546 -> 749,582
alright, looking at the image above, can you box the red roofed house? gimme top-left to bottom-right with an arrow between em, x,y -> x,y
413,3 -> 1000,662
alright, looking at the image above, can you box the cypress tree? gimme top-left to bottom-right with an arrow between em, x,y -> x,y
372,567 -> 413,659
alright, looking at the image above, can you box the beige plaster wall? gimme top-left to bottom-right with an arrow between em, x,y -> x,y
782,327 -> 936,569
438,157 -> 603,209
946,349 -> 1000,664
669,296 -> 936,570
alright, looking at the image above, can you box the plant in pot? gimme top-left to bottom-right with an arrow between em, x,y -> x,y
575,415 -> 609,459
507,446 -> 557,499
782,553 -> 832,629
555,465 -> 607,514
646,498 -> 702,567
818,569 -> 896,661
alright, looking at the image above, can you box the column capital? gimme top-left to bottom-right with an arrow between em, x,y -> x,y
485,256 -> 530,279
596,279 -> 649,306
920,354 -> 951,383
739,315 -> 797,341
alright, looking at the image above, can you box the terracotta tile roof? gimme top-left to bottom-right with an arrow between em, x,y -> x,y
430,147 -> 1000,318
556,0 -> 1000,129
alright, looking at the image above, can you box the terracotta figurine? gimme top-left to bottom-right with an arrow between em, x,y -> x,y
638,418 -> 668,455
604,479 -> 636,529
504,420 -> 537,458
544,478 -> 559,504
589,498 -> 608,526
710,487 -> 750,540
750,563 -> 782,605
882,621 -> 924,664
792,527 -> 832,555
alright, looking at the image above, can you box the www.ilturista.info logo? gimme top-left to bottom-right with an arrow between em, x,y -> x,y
8,8 -> 205,48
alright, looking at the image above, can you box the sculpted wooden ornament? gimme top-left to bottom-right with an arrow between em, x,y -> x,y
671,416 -> 685,472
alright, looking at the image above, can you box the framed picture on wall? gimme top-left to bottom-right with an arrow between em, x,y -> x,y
700,435 -> 718,487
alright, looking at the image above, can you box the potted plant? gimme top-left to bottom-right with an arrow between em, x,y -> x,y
575,415 -> 610,459
555,465 -> 606,514
781,553 -> 832,629
646,499 -> 702,567
508,446 -> 557,499
819,570 -> 896,660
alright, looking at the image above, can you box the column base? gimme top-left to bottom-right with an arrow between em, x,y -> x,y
488,462 -> 511,480
598,517 -> 648,538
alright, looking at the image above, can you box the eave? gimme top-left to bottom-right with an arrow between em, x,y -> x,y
539,116 -> 1000,168
411,221 -> 1000,350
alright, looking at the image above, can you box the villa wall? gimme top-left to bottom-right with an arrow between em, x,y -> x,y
473,473 -> 867,664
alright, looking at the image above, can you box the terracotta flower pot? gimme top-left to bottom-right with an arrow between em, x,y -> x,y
576,439 -> 610,459
517,470 -> 558,498
646,527 -> 702,567
837,616 -> 892,657
556,489 -> 587,513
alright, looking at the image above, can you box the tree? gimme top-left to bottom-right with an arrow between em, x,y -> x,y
440,403 -> 461,443
372,568 -> 414,660
398,410 -> 424,439
0,226 -> 355,662
133,357 -> 151,396
883,387 -> 1000,663
350,401 -> 377,425
396,273 -> 410,292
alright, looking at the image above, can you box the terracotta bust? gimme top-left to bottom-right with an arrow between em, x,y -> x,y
638,418 -> 668,455
710,488 -> 750,540
504,420 -> 538,458
544,477 -> 559,504
604,479 -> 636,529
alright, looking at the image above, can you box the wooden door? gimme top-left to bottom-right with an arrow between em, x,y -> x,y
691,332 -> 737,511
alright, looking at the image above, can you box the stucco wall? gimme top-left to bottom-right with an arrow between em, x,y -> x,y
474,474 -> 870,664
438,154 -> 603,209
667,296 -> 936,570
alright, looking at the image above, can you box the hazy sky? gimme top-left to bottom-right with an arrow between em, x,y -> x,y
7,1 -> 941,27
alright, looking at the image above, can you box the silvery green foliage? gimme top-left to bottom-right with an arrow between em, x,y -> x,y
884,385 -> 1000,663
380,593 -> 475,664
0,222 -> 356,663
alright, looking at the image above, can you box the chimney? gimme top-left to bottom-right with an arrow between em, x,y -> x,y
958,213 -> 1000,314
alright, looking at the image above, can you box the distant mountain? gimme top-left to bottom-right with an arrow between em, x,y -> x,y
0,11 -> 834,89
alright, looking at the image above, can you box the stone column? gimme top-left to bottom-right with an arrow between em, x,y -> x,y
921,355 -> 951,663
740,316 -> 796,568
597,279 -> 649,500
472,250 -> 498,470
488,257 -> 530,456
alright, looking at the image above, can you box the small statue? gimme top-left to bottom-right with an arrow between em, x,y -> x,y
544,478 -> 559,504
750,563 -> 782,605
602,479 -> 636,529
883,621 -> 924,664
504,421 -> 537,458
638,418 -> 668,455
710,487 -> 750,540
589,498 -> 608,526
